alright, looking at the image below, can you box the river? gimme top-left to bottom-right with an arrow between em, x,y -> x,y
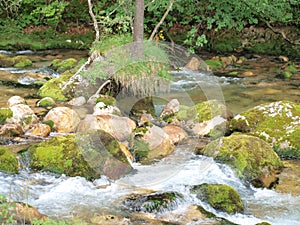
0,49 -> 299,224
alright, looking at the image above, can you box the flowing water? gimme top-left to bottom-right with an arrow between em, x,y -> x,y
0,50 -> 300,224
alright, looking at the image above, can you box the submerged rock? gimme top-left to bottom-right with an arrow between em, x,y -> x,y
28,130 -> 132,180
191,183 -> 244,214
230,100 -> 300,159
199,134 -> 283,188
123,191 -> 182,213
0,147 -> 18,174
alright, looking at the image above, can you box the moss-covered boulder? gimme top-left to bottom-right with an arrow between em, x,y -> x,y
177,100 -> 228,123
0,108 -> 13,124
230,101 -> 300,159
14,57 -> 32,68
123,191 -> 182,213
37,70 -> 73,101
0,147 -> 18,174
28,130 -> 132,180
50,58 -> 77,73
176,100 -> 230,138
199,134 -> 283,188
191,183 -> 244,214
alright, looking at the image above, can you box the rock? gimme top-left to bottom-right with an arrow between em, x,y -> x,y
25,123 -> 51,137
242,71 -> 254,77
28,130 -> 132,180
37,70 -> 72,101
67,96 -> 86,106
77,114 -> 136,142
191,115 -> 228,138
93,102 -> 121,115
0,198 -> 47,224
14,58 -> 32,68
162,125 -> 188,145
191,183 -> 244,214
140,125 -> 175,162
278,55 -> 289,62
7,96 -> 26,107
6,104 -> 38,131
185,57 -> 201,71
90,214 -> 130,225
0,108 -> 13,124
50,58 -> 77,73
0,123 -> 24,137
37,97 -> 56,107
0,54 -> 15,67
160,99 -> 180,118
123,191 -> 182,213
199,134 -> 284,188
44,106 -> 81,133
230,100 -> 300,159
0,147 -> 18,174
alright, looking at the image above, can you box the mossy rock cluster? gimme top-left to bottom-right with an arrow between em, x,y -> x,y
0,108 -> 13,124
50,58 -> 78,73
191,183 -> 244,214
0,147 -> 18,174
123,191 -> 182,213
230,100 -> 300,159
28,130 -> 132,180
199,134 -> 283,188
96,94 -> 116,106
0,54 -> 32,68
176,100 -> 227,122
37,70 -> 74,101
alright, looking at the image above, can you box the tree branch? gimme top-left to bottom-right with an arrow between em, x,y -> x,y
149,0 -> 174,41
88,0 -> 100,42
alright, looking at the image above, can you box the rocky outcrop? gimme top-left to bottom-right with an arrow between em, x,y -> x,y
198,133 -> 283,188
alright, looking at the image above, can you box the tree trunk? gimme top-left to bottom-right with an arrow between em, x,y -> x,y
133,0 -> 144,58
88,0 -> 100,42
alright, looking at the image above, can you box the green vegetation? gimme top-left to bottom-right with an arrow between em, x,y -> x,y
0,147 -> 18,174
192,183 -> 244,214
199,134 -> 283,188
0,108 -> 13,124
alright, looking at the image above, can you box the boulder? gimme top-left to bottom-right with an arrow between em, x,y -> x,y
25,123 -> 51,137
7,96 -> 26,107
37,97 -> 56,108
0,123 -> 24,137
136,125 -> 175,162
199,134 -> 284,188
162,125 -> 188,145
44,106 -> 81,133
185,57 -> 201,71
230,100 -> 300,159
50,58 -> 77,73
93,102 -> 121,115
67,96 -> 86,106
28,130 -> 132,180
6,104 -> 38,131
160,99 -> 180,118
0,147 -> 18,174
77,114 -> 136,142
191,183 -> 244,214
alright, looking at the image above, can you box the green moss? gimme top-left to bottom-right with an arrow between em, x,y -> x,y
96,95 -> 116,106
0,108 -> 13,124
200,134 -> 283,187
211,34 -> 242,53
51,58 -> 78,73
42,120 -> 54,130
0,147 -> 18,174
29,130 -> 131,180
91,33 -> 132,53
14,59 -> 32,68
177,100 -> 227,122
230,101 -> 300,158
133,139 -> 149,161
192,183 -> 244,214
37,70 -> 73,101
204,60 -> 224,70
38,99 -> 55,107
